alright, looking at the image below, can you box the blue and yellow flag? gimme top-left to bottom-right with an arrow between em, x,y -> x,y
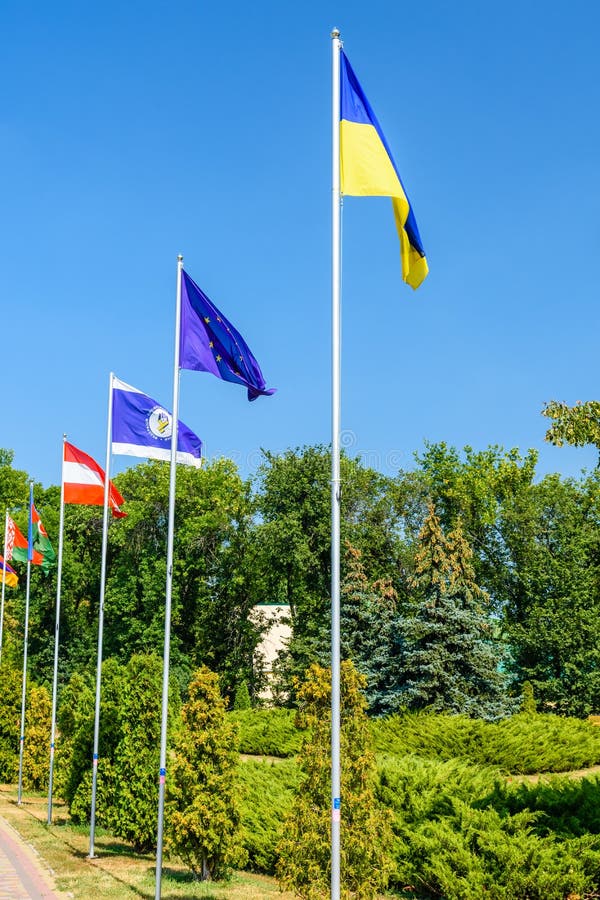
0,556 -> 18,588
340,51 -> 428,289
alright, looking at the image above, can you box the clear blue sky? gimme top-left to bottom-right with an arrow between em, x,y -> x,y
1,0 -> 597,490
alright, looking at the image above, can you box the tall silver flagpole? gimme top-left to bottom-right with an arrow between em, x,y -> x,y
155,253 -> 183,900
18,481 -> 34,806
89,374 -> 114,858
0,509 -> 9,668
330,27 -> 342,900
47,434 -> 67,824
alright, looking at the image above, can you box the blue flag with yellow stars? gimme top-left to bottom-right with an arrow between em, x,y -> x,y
179,270 -> 275,401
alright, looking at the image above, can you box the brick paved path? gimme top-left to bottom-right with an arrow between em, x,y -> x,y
0,817 -> 60,900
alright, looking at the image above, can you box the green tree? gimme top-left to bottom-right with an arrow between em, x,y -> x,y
542,399 -> 600,461
503,471 -> 600,716
520,680 -> 536,715
340,544 -> 400,716
22,683 -> 52,791
111,654 -> 163,851
167,666 -> 246,880
406,442 -> 538,610
399,505 -> 511,719
105,459 -> 258,700
0,662 -> 21,782
277,661 -> 393,899
253,446 -> 406,695
232,680 -> 252,710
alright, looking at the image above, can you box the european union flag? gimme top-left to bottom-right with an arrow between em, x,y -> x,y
180,271 -> 275,401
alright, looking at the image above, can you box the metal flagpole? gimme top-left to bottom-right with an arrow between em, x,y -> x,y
47,434 -> 67,825
155,253 -> 183,900
89,375 -> 114,858
18,482 -> 34,806
330,27 -> 342,900
0,509 -> 9,668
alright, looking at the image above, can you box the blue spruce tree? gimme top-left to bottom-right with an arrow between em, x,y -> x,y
399,504 -> 511,720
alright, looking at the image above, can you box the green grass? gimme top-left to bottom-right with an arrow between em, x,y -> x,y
0,785 -> 295,899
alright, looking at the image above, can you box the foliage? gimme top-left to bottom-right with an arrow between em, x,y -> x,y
106,460 -> 260,700
252,447 -> 407,696
340,544 -> 401,716
233,680 -> 252,711
60,660 -> 123,814
167,666 -> 247,880
378,754 -> 600,900
521,680 -> 537,715
543,399 -> 600,456
503,471 -> 600,716
407,442 -> 538,609
231,708 -> 304,757
277,661 -> 394,899
22,683 -> 52,791
0,662 -> 22,782
399,506 -> 511,719
238,758 -> 301,874
111,654 -> 163,851
371,711 -> 600,774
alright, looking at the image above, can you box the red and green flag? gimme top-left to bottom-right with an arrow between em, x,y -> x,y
7,491 -> 56,574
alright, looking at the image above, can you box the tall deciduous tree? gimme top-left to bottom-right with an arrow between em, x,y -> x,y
503,471 -> 600,716
167,666 -> 246,880
542,400 -> 600,461
399,505 -> 510,719
277,661 -> 393,899
253,446 -> 406,694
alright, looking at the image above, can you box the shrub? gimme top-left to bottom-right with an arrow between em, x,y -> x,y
371,711 -> 600,774
238,758 -> 300,873
167,667 -> 247,880
378,754 -> 600,900
230,708 -> 304,757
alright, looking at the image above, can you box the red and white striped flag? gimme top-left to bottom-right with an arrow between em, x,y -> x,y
63,442 -> 126,518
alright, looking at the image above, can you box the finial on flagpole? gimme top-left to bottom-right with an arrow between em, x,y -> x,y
331,27 -> 340,39
177,254 -> 183,262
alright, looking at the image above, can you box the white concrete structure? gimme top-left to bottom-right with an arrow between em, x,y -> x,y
251,604 -> 292,702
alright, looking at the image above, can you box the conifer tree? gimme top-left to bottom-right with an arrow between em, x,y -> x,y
167,666 -> 246,881
22,683 -> 52,791
233,679 -> 252,710
111,654 -> 162,851
399,504 -> 510,719
277,661 -> 393,899
341,544 -> 400,715
520,680 -> 537,715
0,662 -> 21,782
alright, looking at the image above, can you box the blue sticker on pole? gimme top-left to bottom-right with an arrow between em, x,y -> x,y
333,797 -> 341,809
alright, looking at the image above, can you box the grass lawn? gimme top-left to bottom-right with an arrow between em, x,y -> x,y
0,785 -> 295,899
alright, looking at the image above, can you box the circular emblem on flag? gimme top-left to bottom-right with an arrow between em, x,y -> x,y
147,407 -> 173,441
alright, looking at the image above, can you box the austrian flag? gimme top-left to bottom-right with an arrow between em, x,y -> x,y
63,442 -> 126,518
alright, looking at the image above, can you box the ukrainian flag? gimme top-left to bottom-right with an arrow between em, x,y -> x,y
340,51 -> 428,289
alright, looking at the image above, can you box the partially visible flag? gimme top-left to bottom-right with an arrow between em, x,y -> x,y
30,501 -> 56,573
0,556 -> 18,588
5,515 -> 35,563
8,506 -> 55,573
63,442 -> 126,518
339,50 -> 428,290
112,376 -> 203,467
180,270 -> 275,401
